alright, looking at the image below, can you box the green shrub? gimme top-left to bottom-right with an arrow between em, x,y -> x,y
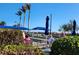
50,35 -> 79,55
0,30 -> 23,45
0,43 -> 44,55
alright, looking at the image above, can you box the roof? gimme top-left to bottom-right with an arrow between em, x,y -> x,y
32,27 -> 46,30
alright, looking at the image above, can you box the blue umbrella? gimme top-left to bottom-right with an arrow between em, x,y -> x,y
45,16 -> 49,35
0,26 -> 29,30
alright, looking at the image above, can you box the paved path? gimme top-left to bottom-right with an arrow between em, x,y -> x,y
31,37 -> 47,41
31,37 -> 47,48
31,37 -> 51,55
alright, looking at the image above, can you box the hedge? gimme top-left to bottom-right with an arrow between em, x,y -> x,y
50,35 -> 79,55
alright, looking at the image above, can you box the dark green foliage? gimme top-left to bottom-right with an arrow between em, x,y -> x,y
16,10 -> 22,16
59,20 -> 73,32
50,36 -> 79,55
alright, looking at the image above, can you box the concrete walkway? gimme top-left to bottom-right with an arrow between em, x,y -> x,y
32,37 -> 51,55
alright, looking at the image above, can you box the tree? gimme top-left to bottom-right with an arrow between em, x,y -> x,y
61,24 -> 69,31
0,21 -> 6,26
59,20 -> 79,33
67,20 -> 73,31
16,9 -> 22,27
27,4 -> 31,33
58,20 -> 73,32
21,4 -> 27,27
21,3 -> 31,33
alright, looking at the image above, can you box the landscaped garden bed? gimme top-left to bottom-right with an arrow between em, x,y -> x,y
50,35 -> 79,55
0,30 -> 44,55
0,44 -> 44,55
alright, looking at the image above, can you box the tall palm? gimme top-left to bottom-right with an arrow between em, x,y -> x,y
16,10 -> 22,27
27,4 -> 31,32
21,4 -> 27,27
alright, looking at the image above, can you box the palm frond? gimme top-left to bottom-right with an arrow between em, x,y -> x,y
16,10 -> 22,16
21,5 -> 27,13
26,4 -> 31,10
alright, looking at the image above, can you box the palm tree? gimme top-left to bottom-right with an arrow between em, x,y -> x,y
16,10 -> 22,27
21,4 -> 31,33
21,4 -> 27,27
27,4 -> 31,33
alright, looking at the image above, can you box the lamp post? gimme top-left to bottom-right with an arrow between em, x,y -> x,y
50,14 -> 52,38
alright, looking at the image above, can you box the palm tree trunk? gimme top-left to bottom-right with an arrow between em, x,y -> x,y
19,16 -> 21,27
28,10 -> 30,33
50,14 -> 52,38
23,12 -> 26,27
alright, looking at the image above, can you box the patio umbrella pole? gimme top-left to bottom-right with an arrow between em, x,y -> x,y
46,35 -> 48,44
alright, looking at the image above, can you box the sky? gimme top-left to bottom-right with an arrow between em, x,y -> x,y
0,3 -> 79,32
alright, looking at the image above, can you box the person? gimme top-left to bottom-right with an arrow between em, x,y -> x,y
47,36 -> 55,47
22,31 -> 32,45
